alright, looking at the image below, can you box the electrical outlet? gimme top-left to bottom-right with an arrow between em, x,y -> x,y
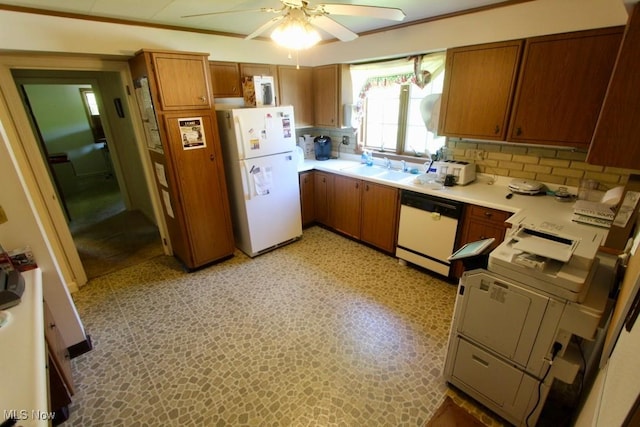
341,135 -> 349,145
0,205 -> 7,224
474,150 -> 485,160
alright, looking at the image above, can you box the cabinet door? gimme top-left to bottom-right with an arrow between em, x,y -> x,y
151,52 -> 212,110
508,28 -> 622,147
162,112 -> 234,267
209,61 -> 241,97
452,205 -> 510,278
361,182 -> 399,253
240,63 -> 278,102
299,171 -> 315,227
313,65 -> 339,127
589,4 -> 640,169
314,171 -> 332,226
332,175 -> 362,239
44,301 -> 74,396
278,65 -> 314,126
439,40 -> 523,140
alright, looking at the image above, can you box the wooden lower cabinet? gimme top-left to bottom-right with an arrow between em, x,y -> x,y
361,181 -> 399,253
313,171 -> 333,227
306,171 -> 399,253
332,175 -> 362,239
299,171 -> 315,227
452,204 -> 511,278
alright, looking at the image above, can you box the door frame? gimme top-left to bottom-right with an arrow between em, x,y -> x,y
0,53 -> 170,291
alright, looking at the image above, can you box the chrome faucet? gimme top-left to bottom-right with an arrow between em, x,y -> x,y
384,157 -> 392,169
401,160 -> 407,172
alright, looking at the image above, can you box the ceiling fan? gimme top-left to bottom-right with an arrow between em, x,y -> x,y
182,0 -> 406,49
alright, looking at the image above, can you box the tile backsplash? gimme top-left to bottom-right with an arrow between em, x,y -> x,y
299,128 -> 639,192
448,139 -> 639,191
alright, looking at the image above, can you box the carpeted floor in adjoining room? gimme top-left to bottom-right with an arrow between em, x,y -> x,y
66,226 -> 506,426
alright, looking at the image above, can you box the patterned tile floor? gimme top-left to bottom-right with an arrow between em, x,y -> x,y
67,226 -> 510,426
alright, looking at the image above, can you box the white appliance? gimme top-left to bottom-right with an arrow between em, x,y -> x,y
396,191 -> 463,277
444,214 -> 613,426
215,106 -> 302,257
432,160 -> 476,185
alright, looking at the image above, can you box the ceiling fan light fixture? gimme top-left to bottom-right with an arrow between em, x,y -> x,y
270,11 -> 321,50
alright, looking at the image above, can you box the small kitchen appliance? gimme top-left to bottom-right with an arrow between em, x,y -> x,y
432,160 -> 476,185
508,178 -> 545,195
314,135 -> 332,160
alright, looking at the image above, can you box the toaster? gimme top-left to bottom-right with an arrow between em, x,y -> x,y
433,160 -> 477,185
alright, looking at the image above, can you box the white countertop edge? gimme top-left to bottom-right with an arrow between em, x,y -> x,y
299,157 -> 609,243
0,268 -> 49,427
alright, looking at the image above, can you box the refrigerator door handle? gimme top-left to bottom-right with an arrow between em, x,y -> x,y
234,116 -> 247,160
241,160 -> 252,201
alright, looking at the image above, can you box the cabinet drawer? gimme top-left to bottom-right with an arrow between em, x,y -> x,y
452,338 -> 527,407
467,205 -> 511,223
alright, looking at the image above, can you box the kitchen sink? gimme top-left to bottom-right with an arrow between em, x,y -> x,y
341,164 -> 388,177
376,170 -> 413,182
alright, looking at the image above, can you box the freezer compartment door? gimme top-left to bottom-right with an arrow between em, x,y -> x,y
233,106 -> 296,159
239,153 -> 302,255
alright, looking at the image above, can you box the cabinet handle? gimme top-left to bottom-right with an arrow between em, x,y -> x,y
516,127 -> 522,136
494,125 -> 500,134
49,322 -> 56,329
210,154 -> 215,161
199,96 -> 207,103
484,211 -> 493,218
355,182 -> 359,189
365,184 -> 369,191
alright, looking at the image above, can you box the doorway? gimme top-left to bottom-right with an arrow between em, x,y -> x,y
13,70 -> 164,280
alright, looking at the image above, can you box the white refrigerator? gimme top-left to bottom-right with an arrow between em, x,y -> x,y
215,105 -> 302,257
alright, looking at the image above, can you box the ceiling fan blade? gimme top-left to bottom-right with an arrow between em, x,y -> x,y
245,15 -> 284,40
182,7 -> 276,19
311,15 -> 357,42
318,4 -> 406,21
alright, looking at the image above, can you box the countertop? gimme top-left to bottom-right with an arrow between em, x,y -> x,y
0,268 -> 49,427
298,155 -> 609,243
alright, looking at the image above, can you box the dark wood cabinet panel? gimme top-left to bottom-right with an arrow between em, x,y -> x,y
129,50 -> 235,270
299,171 -> 315,227
360,181 -> 399,253
150,51 -> 212,110
313,65 -> 339,128
508,27 -> 623,147
209,61 -> 241,97
452,205 -> 510,279
277,65 -> 313,126
313,171 -> 332,226
439,40 -> 523,140
589,4 -> 640,169
332,175 -> 362,239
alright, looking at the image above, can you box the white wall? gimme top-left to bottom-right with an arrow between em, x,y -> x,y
0,116 -> 86,347
0,0 -> 629,66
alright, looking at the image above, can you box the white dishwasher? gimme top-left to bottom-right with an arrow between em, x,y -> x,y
396,190 -> 464,277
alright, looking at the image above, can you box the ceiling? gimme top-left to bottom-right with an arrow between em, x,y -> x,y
0,0 -> 523,42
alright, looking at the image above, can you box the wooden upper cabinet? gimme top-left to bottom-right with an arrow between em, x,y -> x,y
508,27 -> 623,148
313,64 -> 340,127
209,61 -> 241,97
150,51 -> 212,110
589,4 -> 640,169
278,65 -> 314,126
439,40 -> 523,140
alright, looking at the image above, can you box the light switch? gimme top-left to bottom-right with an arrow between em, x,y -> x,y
0,205 -> 7,224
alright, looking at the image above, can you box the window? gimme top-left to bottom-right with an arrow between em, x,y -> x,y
79,88 -> 105,141
351,52 -> 446,157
